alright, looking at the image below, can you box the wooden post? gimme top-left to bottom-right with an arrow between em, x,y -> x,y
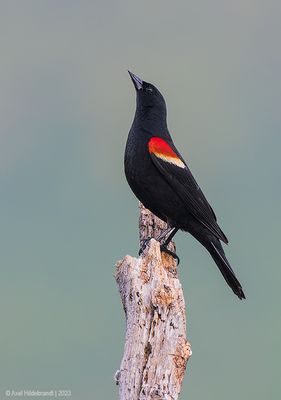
115,204 -> 191,400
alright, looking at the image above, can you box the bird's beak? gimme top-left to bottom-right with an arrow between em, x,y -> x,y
128,71 -> 143,90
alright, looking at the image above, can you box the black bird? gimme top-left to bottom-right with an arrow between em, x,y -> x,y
124,71 -> 245,300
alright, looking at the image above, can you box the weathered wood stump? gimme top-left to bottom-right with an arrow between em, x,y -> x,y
115,204 -> 191,400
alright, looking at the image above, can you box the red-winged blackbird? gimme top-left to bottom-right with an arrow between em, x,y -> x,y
124,71 -> 245,300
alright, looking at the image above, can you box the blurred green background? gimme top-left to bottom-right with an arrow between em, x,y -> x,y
0,1 -> 280,399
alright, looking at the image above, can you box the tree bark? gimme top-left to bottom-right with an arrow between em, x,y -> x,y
115,204 -> 191,400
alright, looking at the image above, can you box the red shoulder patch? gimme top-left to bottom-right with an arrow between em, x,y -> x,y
148,137 -> 185,168
148,137 -> 178,157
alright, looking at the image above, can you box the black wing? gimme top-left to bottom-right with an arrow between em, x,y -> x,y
149,138 -> 228,243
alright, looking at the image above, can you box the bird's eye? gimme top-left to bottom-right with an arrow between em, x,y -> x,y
146,87 -> 153,93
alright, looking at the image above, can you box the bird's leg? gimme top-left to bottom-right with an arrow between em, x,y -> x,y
162,227 -> 178,246
138,237 -> 152,256
139,227 -> 180,262
160,228 -> 180,264
155,226 -> 175,243
138,226 -> 173,256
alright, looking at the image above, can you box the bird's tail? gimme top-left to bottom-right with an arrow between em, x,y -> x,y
207,240 -> 245,300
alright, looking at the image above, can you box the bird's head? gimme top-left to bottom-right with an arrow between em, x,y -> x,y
128,71 -> 166,116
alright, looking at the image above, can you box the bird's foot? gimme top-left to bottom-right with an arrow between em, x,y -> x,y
160,245 -> 180,265
138,237 -> 152,256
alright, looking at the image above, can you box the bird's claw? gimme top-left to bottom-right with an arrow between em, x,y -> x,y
138,237 -> 152,256
139,238 -> 180,265
160,245 -> 180,265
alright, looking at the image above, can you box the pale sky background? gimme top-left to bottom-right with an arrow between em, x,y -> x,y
0,1 -> 280,399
